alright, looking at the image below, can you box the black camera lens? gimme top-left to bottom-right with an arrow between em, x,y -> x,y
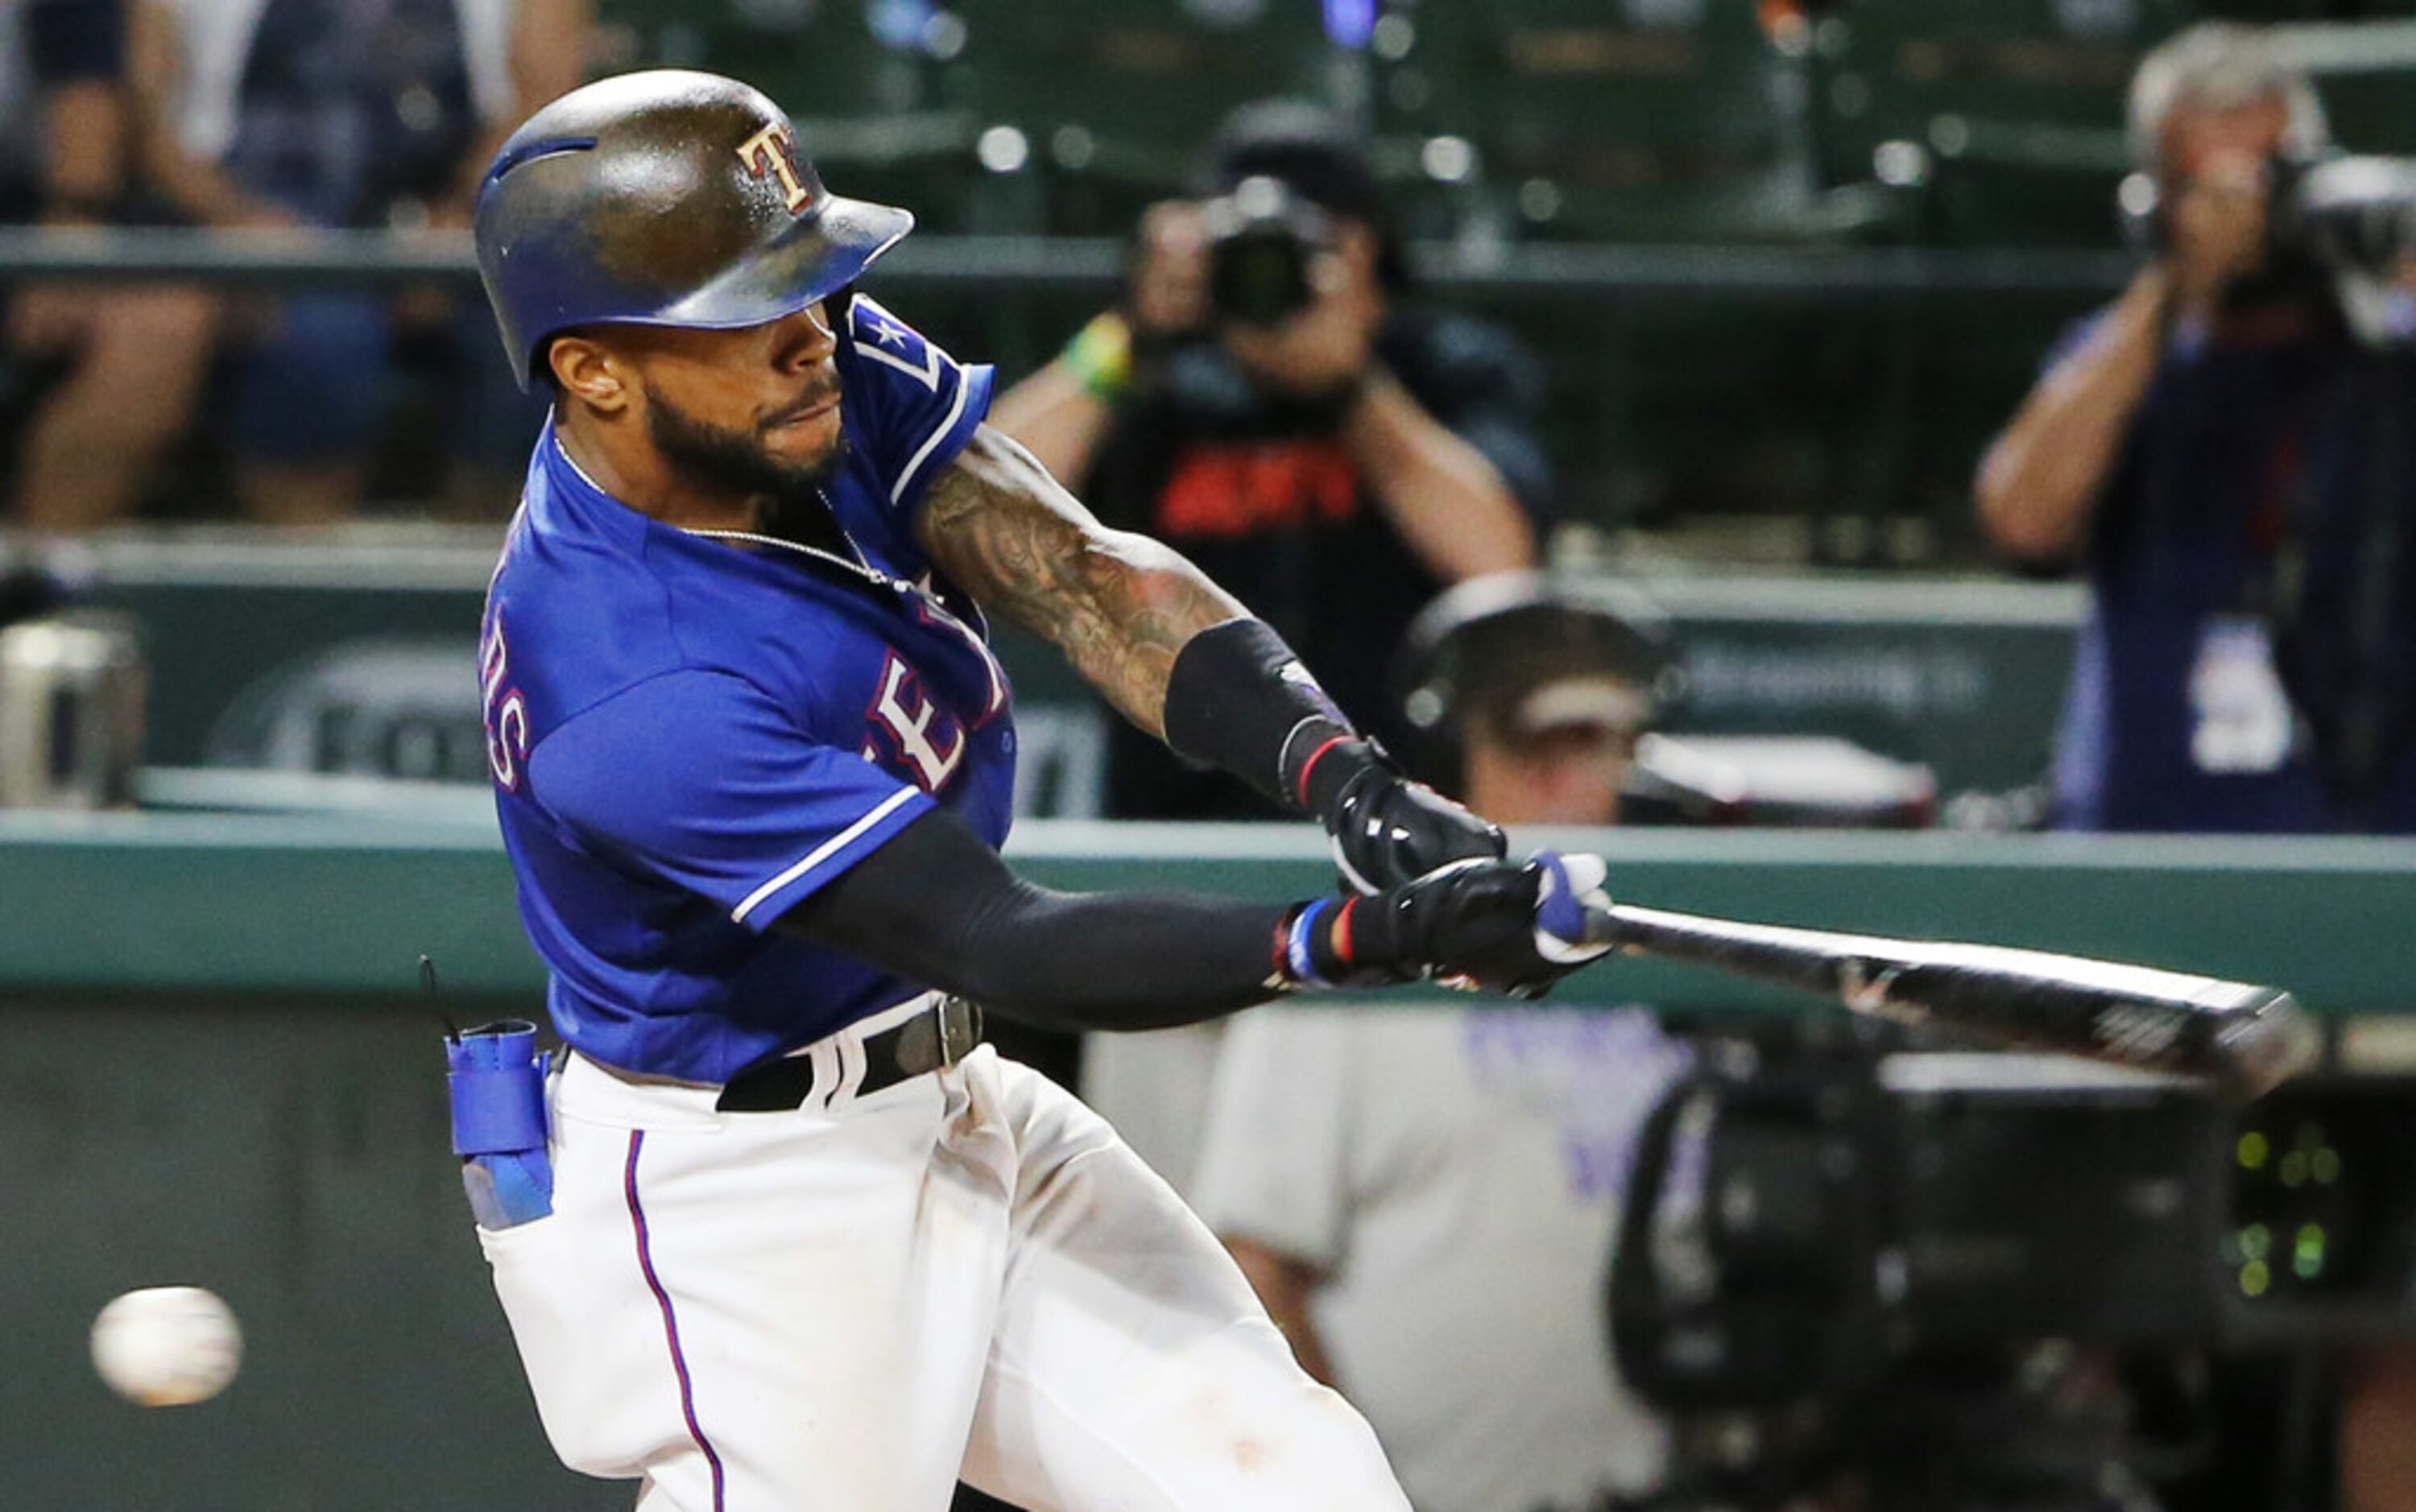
1202,175 -> 1330,329
2282,154 -> 2416,275
1210,227 -> 1314,328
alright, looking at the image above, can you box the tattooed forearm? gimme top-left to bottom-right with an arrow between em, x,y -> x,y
916,425 -> 1246,737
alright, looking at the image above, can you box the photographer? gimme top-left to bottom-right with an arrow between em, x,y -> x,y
991,100 -> 1548,819
1975,22 -> 2416,833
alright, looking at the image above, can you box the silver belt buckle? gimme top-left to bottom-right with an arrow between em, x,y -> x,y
893,994 -> 983,1079
934,994 -> 983,1067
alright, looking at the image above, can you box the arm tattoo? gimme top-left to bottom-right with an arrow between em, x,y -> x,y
916,425 -> 1245,738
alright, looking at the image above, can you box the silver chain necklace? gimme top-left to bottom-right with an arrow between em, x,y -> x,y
678,519 -> 1011,717
676,525 -> 908,593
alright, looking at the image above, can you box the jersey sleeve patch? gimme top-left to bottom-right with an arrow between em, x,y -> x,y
844,294 -> 996,518
528,670 -> 934,933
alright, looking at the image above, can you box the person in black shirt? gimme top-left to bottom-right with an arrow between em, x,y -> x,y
993,99 -> 1549,819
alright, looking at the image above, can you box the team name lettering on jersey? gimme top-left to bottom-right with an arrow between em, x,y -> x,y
735,125 -> 813,214
480,616 -> 531,791
867,652 -> 965,792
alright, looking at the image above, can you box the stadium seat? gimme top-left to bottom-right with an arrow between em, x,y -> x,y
1811,0 -> 2195,246
949,0 -> 1341,234
1396,0 -> 1858,244
594,0 -> 984,229
2279,17 -> 2416,155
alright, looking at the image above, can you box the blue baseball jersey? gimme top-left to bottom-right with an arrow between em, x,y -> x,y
479,295 -> 1011,1083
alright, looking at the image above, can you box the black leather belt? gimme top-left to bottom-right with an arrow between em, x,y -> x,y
715,996 -> 985,1112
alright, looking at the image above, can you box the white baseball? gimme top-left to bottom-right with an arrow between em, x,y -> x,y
90,1287 -> 242,1407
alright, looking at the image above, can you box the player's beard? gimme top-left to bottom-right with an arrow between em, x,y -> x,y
643,382 -> 854,550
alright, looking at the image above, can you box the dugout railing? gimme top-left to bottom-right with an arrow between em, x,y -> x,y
0,225 -> 2133,563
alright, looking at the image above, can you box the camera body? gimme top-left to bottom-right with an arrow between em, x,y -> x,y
1611,1031 -> 2416,1416
1200,175 -> 1334,329
2274,153 -> 2416,306
1608,1028 -> 2416,1511
2120,151 -> 2416,276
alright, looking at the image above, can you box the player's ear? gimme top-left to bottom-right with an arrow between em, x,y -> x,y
547,333 -> 631,414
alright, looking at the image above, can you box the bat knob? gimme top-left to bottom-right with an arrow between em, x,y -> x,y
2217,989 -> 2324,1101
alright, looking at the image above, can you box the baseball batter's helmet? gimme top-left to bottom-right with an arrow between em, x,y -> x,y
473,70 -> 913,390
1394,569 -> 1680,781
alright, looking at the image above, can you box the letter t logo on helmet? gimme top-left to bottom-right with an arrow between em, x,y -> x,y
735,125 -> 815,215
472,70 -> 914,390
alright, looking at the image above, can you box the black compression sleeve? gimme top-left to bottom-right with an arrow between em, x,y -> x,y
1160,618 -> 1380,816
773,807 -> 1296,1031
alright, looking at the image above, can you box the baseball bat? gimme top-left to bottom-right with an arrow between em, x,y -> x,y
1577,902 -> 2319,1099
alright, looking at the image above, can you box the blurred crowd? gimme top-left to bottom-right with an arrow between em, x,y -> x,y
6,3 -> 2415,841
0,0 -> 585,531
6,6 -> 2416,1510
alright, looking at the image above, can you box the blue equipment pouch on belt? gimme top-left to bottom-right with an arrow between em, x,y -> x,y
447,1020 -> 553,1230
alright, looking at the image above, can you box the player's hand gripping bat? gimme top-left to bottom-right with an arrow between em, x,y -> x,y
1563,894 -> 2318,1100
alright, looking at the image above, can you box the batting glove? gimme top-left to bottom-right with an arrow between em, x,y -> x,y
1307,742 -> 1506,894
1279,849 -> 1613,999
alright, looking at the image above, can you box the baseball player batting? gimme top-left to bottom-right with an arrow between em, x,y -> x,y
460,71 -> 1607,1511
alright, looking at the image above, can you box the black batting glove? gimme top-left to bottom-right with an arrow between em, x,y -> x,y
1276,851 -> 1613,1000
1293,737 -> 1506,894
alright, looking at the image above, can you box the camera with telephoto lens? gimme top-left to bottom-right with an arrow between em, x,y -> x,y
2122,152 -> 2416,271
1201,176 -> 1333,328
2273,154 -> 2416,274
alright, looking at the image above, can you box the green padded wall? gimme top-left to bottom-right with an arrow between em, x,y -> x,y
6,816 -> 2415,1505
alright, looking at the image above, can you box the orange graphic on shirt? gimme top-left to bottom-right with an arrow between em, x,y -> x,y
1155,440 -> 1361,540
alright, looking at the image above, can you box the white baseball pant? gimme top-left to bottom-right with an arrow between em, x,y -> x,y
477,996 -> 1411,1511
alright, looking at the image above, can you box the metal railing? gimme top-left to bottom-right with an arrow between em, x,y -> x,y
0,226 -> 2137,300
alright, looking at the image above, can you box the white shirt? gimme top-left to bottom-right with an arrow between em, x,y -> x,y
1193,1002 -> 1688,1512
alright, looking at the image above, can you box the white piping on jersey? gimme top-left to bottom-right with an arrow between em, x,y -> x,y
853,337 -> 945,393
848,297 -> 945,392
553,425 -> 609,495
889,376 -> 970,508
732,785 -> 923,924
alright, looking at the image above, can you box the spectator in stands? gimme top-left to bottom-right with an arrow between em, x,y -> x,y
1189,571 -> 1682,1512
2,0 -> 216,534
991,100 -> 1548,819
128,0 -> 588,524
1976,22 -> 2416,833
